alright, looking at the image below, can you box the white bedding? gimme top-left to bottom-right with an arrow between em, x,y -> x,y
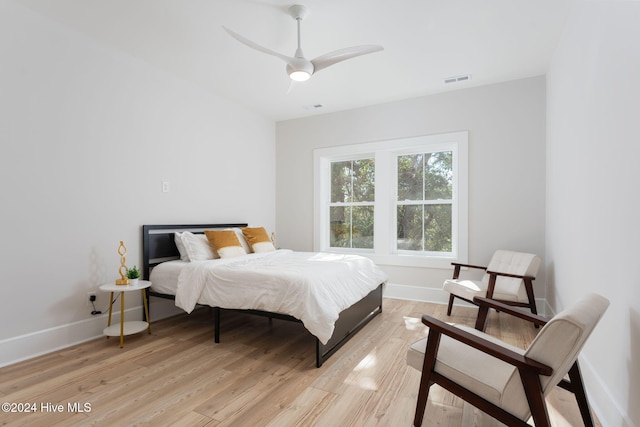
156,249 -> 387,344
149,260 -> 187,295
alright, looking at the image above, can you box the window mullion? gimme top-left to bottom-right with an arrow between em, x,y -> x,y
422,156 -> 426,252
374,151 -> 391,256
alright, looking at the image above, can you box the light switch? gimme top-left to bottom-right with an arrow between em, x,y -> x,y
162,181 -> 170,193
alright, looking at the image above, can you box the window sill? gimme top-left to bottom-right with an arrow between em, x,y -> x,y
320,249 -> 459,269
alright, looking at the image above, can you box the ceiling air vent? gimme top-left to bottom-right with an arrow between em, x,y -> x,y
444,74 -> 471,84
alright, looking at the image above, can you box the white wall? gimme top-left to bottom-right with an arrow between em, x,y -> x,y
276,76 -> 547,304
546,1 -> 640,426
0,2 -> 275,366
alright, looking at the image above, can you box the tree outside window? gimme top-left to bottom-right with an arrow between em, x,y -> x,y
329,159 -> 375,249
397,151 -> 453,252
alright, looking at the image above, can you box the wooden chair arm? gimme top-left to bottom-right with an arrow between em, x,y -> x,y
421,314 -> 553,376
486,270 -> 535,281
452,262 -> 487,271
473,297 -> 549,327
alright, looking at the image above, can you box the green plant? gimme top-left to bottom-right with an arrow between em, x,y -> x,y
126,265 -> 140,279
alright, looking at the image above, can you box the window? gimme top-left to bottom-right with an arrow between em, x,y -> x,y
330,158 -> 375,249
396,151 -> 453,253
314,132 -> 468,268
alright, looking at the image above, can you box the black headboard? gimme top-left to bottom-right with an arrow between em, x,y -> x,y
141,223 -> 248,280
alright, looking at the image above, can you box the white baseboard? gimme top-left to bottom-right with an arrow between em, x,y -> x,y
0,307 -> 143,368
580,355 -> 634,427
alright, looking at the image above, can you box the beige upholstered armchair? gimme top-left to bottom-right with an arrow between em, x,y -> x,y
443,250 -> 541,324
406,293 -> 609,427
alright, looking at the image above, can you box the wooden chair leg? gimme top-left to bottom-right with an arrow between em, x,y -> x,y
567,362 -> 595,427
523,279 -> 538,315
475,304 -> 490,331
523,279 -> 539,328
446,294 -> 455,316
446,265 -> 462,317
519,369 -> 551,427
414,331 -> 441,426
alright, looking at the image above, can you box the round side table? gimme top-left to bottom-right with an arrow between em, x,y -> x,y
99,280 -> 152,348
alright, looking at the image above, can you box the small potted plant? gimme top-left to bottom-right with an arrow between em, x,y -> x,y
126,265 -> 141,285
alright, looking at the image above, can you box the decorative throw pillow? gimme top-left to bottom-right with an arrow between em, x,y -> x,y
174,232 -> 190,261
241,227 -> 276,253
180,231 -> 216,261
205,230 -> 247,258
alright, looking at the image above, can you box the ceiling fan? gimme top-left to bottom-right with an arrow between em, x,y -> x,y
223,4 -> 383,82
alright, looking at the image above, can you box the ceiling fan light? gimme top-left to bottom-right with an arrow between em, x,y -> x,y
286,58 -> 313,82
289,70 -> 311,81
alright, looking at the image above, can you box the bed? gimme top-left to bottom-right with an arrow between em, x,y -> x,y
142,223 -> 386,367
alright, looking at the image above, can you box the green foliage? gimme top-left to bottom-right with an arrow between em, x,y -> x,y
396,151 -> 453,252
126,265 -> 141,279
330,205 -> 374,249
331,159 -> 375,203
330,158 -> 375,249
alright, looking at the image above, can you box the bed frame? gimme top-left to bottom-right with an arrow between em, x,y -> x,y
142,223 -> 383,368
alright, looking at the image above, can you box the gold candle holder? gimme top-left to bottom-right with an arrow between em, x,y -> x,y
115,241 -> 130,285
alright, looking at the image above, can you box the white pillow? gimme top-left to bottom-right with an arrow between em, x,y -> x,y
174,232 -> 190,261
180,231 -> 215,261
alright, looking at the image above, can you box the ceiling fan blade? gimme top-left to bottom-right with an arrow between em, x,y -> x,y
311,45 -> 383,73
223,26 -> 292,63
286,79 -> 298,95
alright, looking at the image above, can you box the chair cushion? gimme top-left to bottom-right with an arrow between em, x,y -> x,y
483,250 -> 541,301
407,324 -> 527,412
443,279 -> 487,301
443,278 -> 527,302
486,250 -> 541,278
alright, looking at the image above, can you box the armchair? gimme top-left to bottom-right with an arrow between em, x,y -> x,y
406,293 -> 609,427
443,250 -> 541,321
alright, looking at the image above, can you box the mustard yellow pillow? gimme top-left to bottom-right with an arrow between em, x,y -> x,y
241,227 -> 276,253
205,230 -> 247,258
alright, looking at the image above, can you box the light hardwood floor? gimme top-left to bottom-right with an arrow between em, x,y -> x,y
1,298 -> 599,426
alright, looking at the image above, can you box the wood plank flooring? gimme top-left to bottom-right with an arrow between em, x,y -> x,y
0,298 -> 600,426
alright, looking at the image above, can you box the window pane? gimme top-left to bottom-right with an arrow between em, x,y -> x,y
397,205 -> 423,250
397,204 -> 452,252
352,159 -> 375,202
424,204 -> 452,252
331,161 -> 352,203
330,206 -> 374,249
424,151 -> 453,200
397,154 -> 423,201
352,206 -> 374,249
330,206 -> 350,247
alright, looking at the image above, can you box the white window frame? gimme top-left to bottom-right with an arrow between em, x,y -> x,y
314,131 -> 468,268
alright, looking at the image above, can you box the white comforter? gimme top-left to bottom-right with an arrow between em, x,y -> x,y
175,250 -> 387,344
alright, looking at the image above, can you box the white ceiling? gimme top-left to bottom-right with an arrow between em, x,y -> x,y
14,0 -> 574,121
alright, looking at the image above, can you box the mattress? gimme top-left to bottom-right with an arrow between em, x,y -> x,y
149,249 -> 387,344
149,260 -> 188,295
